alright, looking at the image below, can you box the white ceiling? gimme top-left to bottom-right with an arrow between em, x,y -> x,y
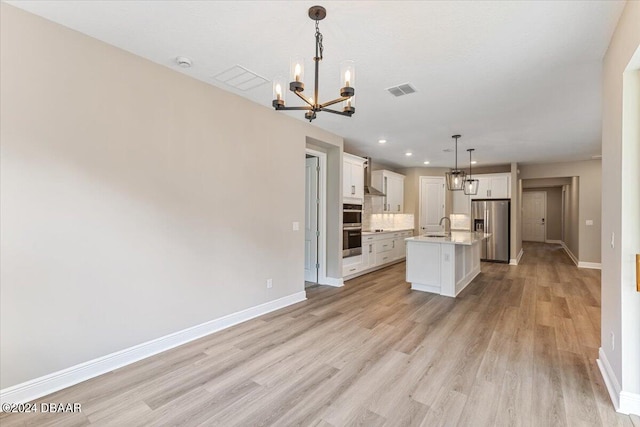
8,0 -> 625,168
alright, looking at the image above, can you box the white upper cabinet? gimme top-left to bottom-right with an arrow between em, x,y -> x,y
489,174 -> 510,198
371,170 -> 405,213
343,153 -> 366,201
472,173 -> 511,199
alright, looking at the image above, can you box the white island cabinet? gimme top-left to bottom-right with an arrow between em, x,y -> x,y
405,232 -> 490,298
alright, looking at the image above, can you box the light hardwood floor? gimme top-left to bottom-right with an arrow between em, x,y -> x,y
2,242 -> 638,426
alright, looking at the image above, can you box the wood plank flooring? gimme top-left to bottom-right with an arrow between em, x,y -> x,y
2,242 -> 638,426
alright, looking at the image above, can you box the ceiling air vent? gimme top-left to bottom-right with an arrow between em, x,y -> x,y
386,83 -> 417,97
214,65 -> 269,91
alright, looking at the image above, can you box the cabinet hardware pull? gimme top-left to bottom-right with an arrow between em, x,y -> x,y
351,185 -> 355,195
350,268 -> 356,272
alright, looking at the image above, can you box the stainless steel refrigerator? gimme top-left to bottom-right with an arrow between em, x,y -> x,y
471,199 -> 510,263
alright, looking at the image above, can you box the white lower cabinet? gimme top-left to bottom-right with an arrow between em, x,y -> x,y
343,230 -> 413,279
342,255 -> 363,277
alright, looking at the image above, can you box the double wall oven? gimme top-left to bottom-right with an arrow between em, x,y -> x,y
343,203 -> 362,257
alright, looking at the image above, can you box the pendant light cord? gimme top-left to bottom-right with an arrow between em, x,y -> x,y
454,136 -> 459,171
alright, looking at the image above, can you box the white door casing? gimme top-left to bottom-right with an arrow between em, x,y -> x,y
419,177 -> 445,233
304,156 -> 319,282
522,191 -> 546,242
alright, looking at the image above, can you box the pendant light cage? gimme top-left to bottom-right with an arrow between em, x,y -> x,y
445,135 -> 466,191
463,148 -> 479,195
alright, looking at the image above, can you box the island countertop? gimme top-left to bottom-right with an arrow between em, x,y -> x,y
405,231 -> 490,246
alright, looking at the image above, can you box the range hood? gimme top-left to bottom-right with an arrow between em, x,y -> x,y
364,157 -> 386,197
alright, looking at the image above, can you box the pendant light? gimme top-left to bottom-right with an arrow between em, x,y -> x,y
463,149 -> 479,195
445,134 -> 466,191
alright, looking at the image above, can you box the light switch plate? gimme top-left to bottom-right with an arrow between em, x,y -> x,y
586,220 -> 593,226
292,221 -> 300,231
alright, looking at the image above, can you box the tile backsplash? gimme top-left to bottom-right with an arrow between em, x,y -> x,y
363,213 -> 415,231
362,197 -> 414,231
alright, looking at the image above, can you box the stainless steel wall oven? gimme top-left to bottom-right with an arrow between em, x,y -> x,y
343,203 -> 362,257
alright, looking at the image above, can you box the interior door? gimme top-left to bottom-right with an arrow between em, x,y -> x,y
419,177 -> 445,233
522,191 -> 546,242
305,156 -> 319,282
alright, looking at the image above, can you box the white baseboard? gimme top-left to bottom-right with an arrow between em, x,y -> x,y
322,276 -> 344,287
620,391 -> 640,416
546,239 -> 563,244
597,347 -> 621,411
561,241 -> 579,266
597,347 -> 640,415
578,261 -> 602,270
0,291 -> 307,406
509,248 -> 524,265
411,283 -> 441,294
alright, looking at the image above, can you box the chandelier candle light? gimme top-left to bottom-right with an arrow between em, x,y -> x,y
445,135 -> 466,191
272,5 -> 355,122
463,148 -> 479,195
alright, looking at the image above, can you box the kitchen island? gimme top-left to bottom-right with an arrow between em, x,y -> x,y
405,231 -> 490,297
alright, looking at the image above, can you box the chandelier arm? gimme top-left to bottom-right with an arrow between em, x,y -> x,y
319,96 -> 350,109
320,107 -> 352,116
275,106 -> 313,111
293,91 -> 314,107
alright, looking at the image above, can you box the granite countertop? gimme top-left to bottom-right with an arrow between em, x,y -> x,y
361,228 -> 414,236
405,231 -> 491,246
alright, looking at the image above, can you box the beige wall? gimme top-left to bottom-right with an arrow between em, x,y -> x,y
519,160 -> 600,263
601,0 -> 640,401
523,187 -> 563,241
0,5 -> 344,389
522,177 -> 572,188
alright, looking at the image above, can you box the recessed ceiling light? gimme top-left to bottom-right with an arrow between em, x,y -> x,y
423,161 -> 430,165
471,160 -> 477,164
378,139 -> 387,144
405,152 -> 413,156
176,56 -> 192,68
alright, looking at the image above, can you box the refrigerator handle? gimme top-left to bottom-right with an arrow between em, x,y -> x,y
485,209 -> 489,233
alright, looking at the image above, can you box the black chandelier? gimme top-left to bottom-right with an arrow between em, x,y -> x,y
272,5 -> 355,122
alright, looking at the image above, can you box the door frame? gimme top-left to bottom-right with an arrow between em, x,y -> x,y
305,148 -> 327,285
418,176 -> 445,233
522,190 -> 547,242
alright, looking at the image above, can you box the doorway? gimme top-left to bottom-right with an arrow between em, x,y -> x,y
304,149 -> 327,285
418,176 -> 445,233
522,191 -> 546,242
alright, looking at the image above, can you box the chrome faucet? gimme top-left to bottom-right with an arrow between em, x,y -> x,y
439,217 -> 451,235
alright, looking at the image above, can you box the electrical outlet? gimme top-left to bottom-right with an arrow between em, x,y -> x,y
292,222 -> 300,231
610,331 -> 615,351
585,220 -> 593,226
266,279 -> 273,289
